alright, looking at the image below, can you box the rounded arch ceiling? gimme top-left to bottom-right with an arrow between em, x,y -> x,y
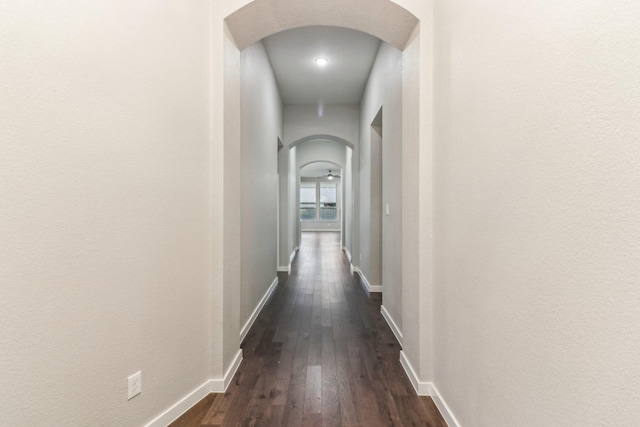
300,161 -> 342,178
289,135 -> 354,150
224,0 -> 419,51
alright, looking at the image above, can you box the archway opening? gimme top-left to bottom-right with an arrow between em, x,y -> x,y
216,0 -> 427,394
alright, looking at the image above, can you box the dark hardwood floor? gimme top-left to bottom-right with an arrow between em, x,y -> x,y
170,232 -> 447,426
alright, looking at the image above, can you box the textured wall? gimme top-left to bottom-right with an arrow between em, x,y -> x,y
0,0 -> 211,425
220,23 -> 243,377
240,41 -> 282,328
433,0 -> 640,425
0,0 -> 441,424
400,26 -> 432,383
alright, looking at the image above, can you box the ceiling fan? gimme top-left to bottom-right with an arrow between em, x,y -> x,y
318,169 -> 341,180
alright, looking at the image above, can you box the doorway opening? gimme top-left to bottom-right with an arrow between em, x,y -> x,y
217,0 -> 425,394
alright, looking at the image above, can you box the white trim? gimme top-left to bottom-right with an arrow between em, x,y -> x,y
211,348 -> 243,392
278,245 -> 300,276
143,380 -> 212,427
286,248 -> 298,273
300,228 -> 341,232
344,247 -> 352,263
240,276 -> 279,344
145,349 -> 245,426
431,383 -> 462,427
399,351 -> 460,427
400,350 -> 432,395
380,305 -> 403,346
356,270 -> 382,293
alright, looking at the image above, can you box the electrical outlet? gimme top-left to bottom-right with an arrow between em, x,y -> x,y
128,371 -> 142,400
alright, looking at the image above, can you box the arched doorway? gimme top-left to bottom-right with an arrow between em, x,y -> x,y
288,136 -> 354,266
210,0 -> 433,400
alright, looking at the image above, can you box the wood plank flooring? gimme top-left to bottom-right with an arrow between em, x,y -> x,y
170,232 -> 447,427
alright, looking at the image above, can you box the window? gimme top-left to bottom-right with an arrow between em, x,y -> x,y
300,183 -> 317,221
319,183 -> 337,220
300,181 -> 338,221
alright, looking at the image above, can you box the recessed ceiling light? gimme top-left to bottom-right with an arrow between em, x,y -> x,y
314,57 -> 329,67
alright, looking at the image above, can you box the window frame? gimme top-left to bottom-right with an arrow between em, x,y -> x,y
299,182 -> 318,222
299,180 -> 339,222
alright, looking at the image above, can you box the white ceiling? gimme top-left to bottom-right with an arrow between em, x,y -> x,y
300,162 -> 342,179
262,26 -> 381,105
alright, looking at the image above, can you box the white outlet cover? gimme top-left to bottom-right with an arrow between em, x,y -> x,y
128,371 -> 142,400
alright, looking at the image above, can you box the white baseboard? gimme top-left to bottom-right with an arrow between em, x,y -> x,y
400,350 -> 432,395
278,248 -> 300,273
240,276 -> 279,344
288,248 -> 299,273
211,348 -> 243,392
343,247 -> 352,263
431,383 -> 462,427
145,349 -> 244,426
278,248 -> 298,273
380,305 -> 403,346
300,229 -> 341,232
356,270 -> 382,293
143,380 -> 212,427
399,351 -> 460,427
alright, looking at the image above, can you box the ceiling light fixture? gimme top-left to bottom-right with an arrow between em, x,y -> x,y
314,57 -> 329,67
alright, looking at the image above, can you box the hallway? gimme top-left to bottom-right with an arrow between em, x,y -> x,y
171,232 -> 446,426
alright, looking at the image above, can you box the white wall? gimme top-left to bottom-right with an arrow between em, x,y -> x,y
288,146 -> 298,259
433,0 -> 640,425
284,104 -> 359,146
296,139 -> 347,169
0,1 -> 211,425
344,146 -> 354,255
359,43 -> 404,321
240,41 -> 282,327
220,22 -> 243,380
1,0 -> 431,425
400,25 -> 434,387
16,0 -> 628,425
278,144 -> 289,268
